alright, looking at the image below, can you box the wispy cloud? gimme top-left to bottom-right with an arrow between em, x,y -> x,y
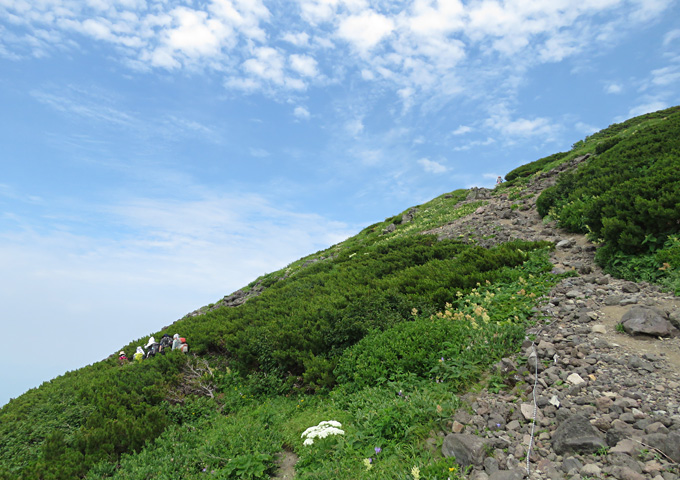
650,65 -> 680,86
452,125 -> 472,135
663,28 -> 680,46
294,105 -> 311,119
250,147 -> 270,157
605,82 -> 623,94
417,157 -> 448,174
485,109 -> 558,141
628,100 -> 668,117
3,0 -> 673,112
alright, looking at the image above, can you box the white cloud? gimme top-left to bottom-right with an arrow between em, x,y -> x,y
486,110 -> 557,139
163,7 -> 231,59
406,0 -> 465,37
336,10 -> 394,53
663,28 -> 680,46
357,148 -> 382,166
575,122 -> 600,135
282,31 -> 311,46
289,53 -> 319,77
346,117 -> 364,136
452,125 -> 472,135
629,0 -> 673,22
605,82 -> 623,94
294,106 -> 311,119
417,157 -> 448,174
628,101 -> 668,117
243,46 -> 286,83
0,0 -> 676,115
452,137 -> 495,151
651,66 -> 680,86
250,147 -> 270,157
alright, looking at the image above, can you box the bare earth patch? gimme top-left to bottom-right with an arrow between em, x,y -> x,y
271,449 -> 298,479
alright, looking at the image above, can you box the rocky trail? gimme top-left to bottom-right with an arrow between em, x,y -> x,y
426,160 -> 680,480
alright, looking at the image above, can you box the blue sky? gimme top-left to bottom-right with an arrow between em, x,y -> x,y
1,0 -> 679,407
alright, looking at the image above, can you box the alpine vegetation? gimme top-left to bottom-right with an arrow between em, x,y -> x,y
1,106 -> 679,480
301,420 -> 345,446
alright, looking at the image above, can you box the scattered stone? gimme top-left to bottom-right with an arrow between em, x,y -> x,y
581,463 -> 601,477
620,306 -> 677,337
567,373 -> 585,385
552,415 -> 606,455
611,466 -> 646,480
488,470 -> 524,480
442,434 -> 491,467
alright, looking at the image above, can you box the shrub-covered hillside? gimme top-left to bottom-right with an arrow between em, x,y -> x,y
533,106 -> 680,292
1,106 -> 678,480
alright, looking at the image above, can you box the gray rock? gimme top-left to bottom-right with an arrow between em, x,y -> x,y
609,453 -> 643,473
562,456 -> 583,473
627,356 -> 655,372
642,431 -> 680,463
669,310 -> 680,329
484,456 -> 500,474
620,306 -> 677,337
552,414 -> 606,455
605,295 -> 623,306
488,470 -> 524,480
611,466 -> 646,480
581,463 -> 601,477
442,433 -> 491,467
382,223 -> 396,234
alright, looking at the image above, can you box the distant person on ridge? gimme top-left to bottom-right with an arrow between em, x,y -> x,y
145,337 -> 160,358
118,351 -> 128,364
133,346 -> 144,363
496,176 -> 503,186
159,334 -> 172,354
172,333 -> 182,351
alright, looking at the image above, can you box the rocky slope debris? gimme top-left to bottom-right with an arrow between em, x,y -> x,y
429,161 -> 680,480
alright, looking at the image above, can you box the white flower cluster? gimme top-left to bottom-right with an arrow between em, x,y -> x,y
301,420 -> 344,446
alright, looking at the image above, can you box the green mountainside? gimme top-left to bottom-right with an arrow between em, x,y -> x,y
1,106 -> 679,480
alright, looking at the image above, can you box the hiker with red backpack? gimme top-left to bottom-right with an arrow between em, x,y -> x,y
172,333 -> 189,352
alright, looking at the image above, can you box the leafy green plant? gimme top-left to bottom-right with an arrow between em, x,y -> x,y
223,453 -> 273,479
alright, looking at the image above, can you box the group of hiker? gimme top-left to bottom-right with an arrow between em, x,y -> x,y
118,334 -> 188,364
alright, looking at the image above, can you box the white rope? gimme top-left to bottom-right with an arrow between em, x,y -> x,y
526,341 -> 539,476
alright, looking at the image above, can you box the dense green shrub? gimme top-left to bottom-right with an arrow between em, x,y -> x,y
0,354 -> 186,480
536,106 -> 680,283
505,151 -> 569,181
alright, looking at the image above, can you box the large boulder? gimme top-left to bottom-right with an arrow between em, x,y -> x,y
642,431 -> 680,463
552,415 -> 606,455
442,434 -> 491,467
620,306 -> 677,337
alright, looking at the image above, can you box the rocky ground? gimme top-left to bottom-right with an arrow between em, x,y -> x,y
426,162 -> 680,480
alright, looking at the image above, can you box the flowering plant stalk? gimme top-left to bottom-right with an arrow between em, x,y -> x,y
301,420 -> 344,446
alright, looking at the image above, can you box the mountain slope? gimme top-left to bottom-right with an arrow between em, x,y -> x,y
1,106 -> 679,480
